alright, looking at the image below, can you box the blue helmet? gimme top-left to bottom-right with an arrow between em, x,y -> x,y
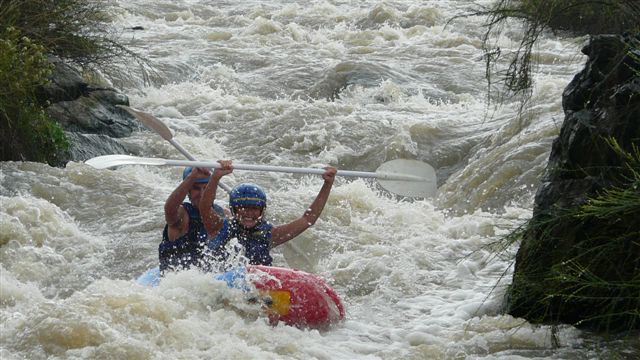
183,167 -> 209,184
229,183 -> 267,208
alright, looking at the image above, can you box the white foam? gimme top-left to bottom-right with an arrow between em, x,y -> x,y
0,0 -> 618,357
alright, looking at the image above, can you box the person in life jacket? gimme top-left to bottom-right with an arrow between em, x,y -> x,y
159,166 -> 226,272
200,160 -> 336,269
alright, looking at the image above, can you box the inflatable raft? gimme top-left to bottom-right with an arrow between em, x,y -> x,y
137,265 -> 345,328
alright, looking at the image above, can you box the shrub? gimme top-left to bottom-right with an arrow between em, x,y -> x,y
0,26 -> 68,164
1,0 -> 146,163
0,0 -> 134,70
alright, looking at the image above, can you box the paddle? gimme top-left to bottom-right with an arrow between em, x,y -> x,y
117,105 -> 233,194
85,155 -> 437,198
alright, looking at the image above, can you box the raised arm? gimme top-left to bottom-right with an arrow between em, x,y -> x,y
271,167 -> 336,247
200,160 -> 233,237
164,168 -> 208,240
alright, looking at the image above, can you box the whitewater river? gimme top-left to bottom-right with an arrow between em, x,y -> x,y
1,1 -> 638,359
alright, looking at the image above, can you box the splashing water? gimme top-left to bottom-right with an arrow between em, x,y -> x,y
2,1 -> 638,359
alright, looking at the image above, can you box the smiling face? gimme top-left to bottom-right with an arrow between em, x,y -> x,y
234,205 -> 264,228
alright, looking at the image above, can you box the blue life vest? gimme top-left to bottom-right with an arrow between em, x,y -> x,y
209,218 -> 273,266
159,202 -> 208,272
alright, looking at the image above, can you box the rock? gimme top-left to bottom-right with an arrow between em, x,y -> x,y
506,33 -> 640,331
46,88 -> 139,138
60,132 -> 132,162
36,56 -> 88,104
39,57 -> 142,165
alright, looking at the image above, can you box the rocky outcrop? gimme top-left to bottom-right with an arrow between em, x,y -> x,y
37,57 -> 141,166
506,34 -> 640,331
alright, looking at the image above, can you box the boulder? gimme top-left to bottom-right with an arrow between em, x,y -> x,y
506,33 -> 640,331
39,57 -> 141,165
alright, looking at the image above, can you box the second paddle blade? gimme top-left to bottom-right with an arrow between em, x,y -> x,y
376,159 -> 437,198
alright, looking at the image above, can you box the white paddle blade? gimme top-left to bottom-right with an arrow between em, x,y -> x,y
117,105 -> 174,141
85,155 -> 168,169
376,159 -> 437,198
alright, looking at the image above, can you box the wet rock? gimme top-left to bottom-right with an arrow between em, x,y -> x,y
507,34 -> 640,331
39,57 -> 141,165
46,88 -> 138,138
36,56 -> 88,103
61,132 -> 132,162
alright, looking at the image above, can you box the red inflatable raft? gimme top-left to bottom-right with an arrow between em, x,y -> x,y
246,265 -> 345,328
137,265 -> 345,328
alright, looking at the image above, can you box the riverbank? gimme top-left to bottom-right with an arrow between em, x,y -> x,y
1,0 -> 143,165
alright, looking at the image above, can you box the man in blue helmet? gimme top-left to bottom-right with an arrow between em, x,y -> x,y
199,160 -> 336,268
159,166 -> 226,272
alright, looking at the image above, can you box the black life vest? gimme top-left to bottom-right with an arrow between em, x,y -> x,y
159,202 -> 208,272
208,218 -> 273,267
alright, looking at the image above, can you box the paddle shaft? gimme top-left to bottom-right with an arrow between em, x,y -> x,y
167,139 -> 233,193
159,159 -> 427,182
115,106 -> 436,197
119,105 -> 233,193
85,154 -> 437,197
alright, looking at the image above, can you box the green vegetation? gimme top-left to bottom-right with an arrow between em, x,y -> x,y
1,0 -> 135,69
0,0 -> 139,164
0,25 -> 67,164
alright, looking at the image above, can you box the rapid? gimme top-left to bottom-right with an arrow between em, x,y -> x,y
1,1 -> 637,359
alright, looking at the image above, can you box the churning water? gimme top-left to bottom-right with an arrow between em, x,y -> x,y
1,1 -> 638,359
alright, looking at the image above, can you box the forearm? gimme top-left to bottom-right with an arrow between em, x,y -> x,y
303,181 -> 333,226
200,177 -> 224,234
271,181 -> 333,247
165,180 -> 192,224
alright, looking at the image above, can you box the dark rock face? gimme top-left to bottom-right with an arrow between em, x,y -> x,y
507,34 -> 640,330
63,132 -> 132,161
47,89 -> 136,138
39,57 -> 141,166
36,56 -> 88,103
